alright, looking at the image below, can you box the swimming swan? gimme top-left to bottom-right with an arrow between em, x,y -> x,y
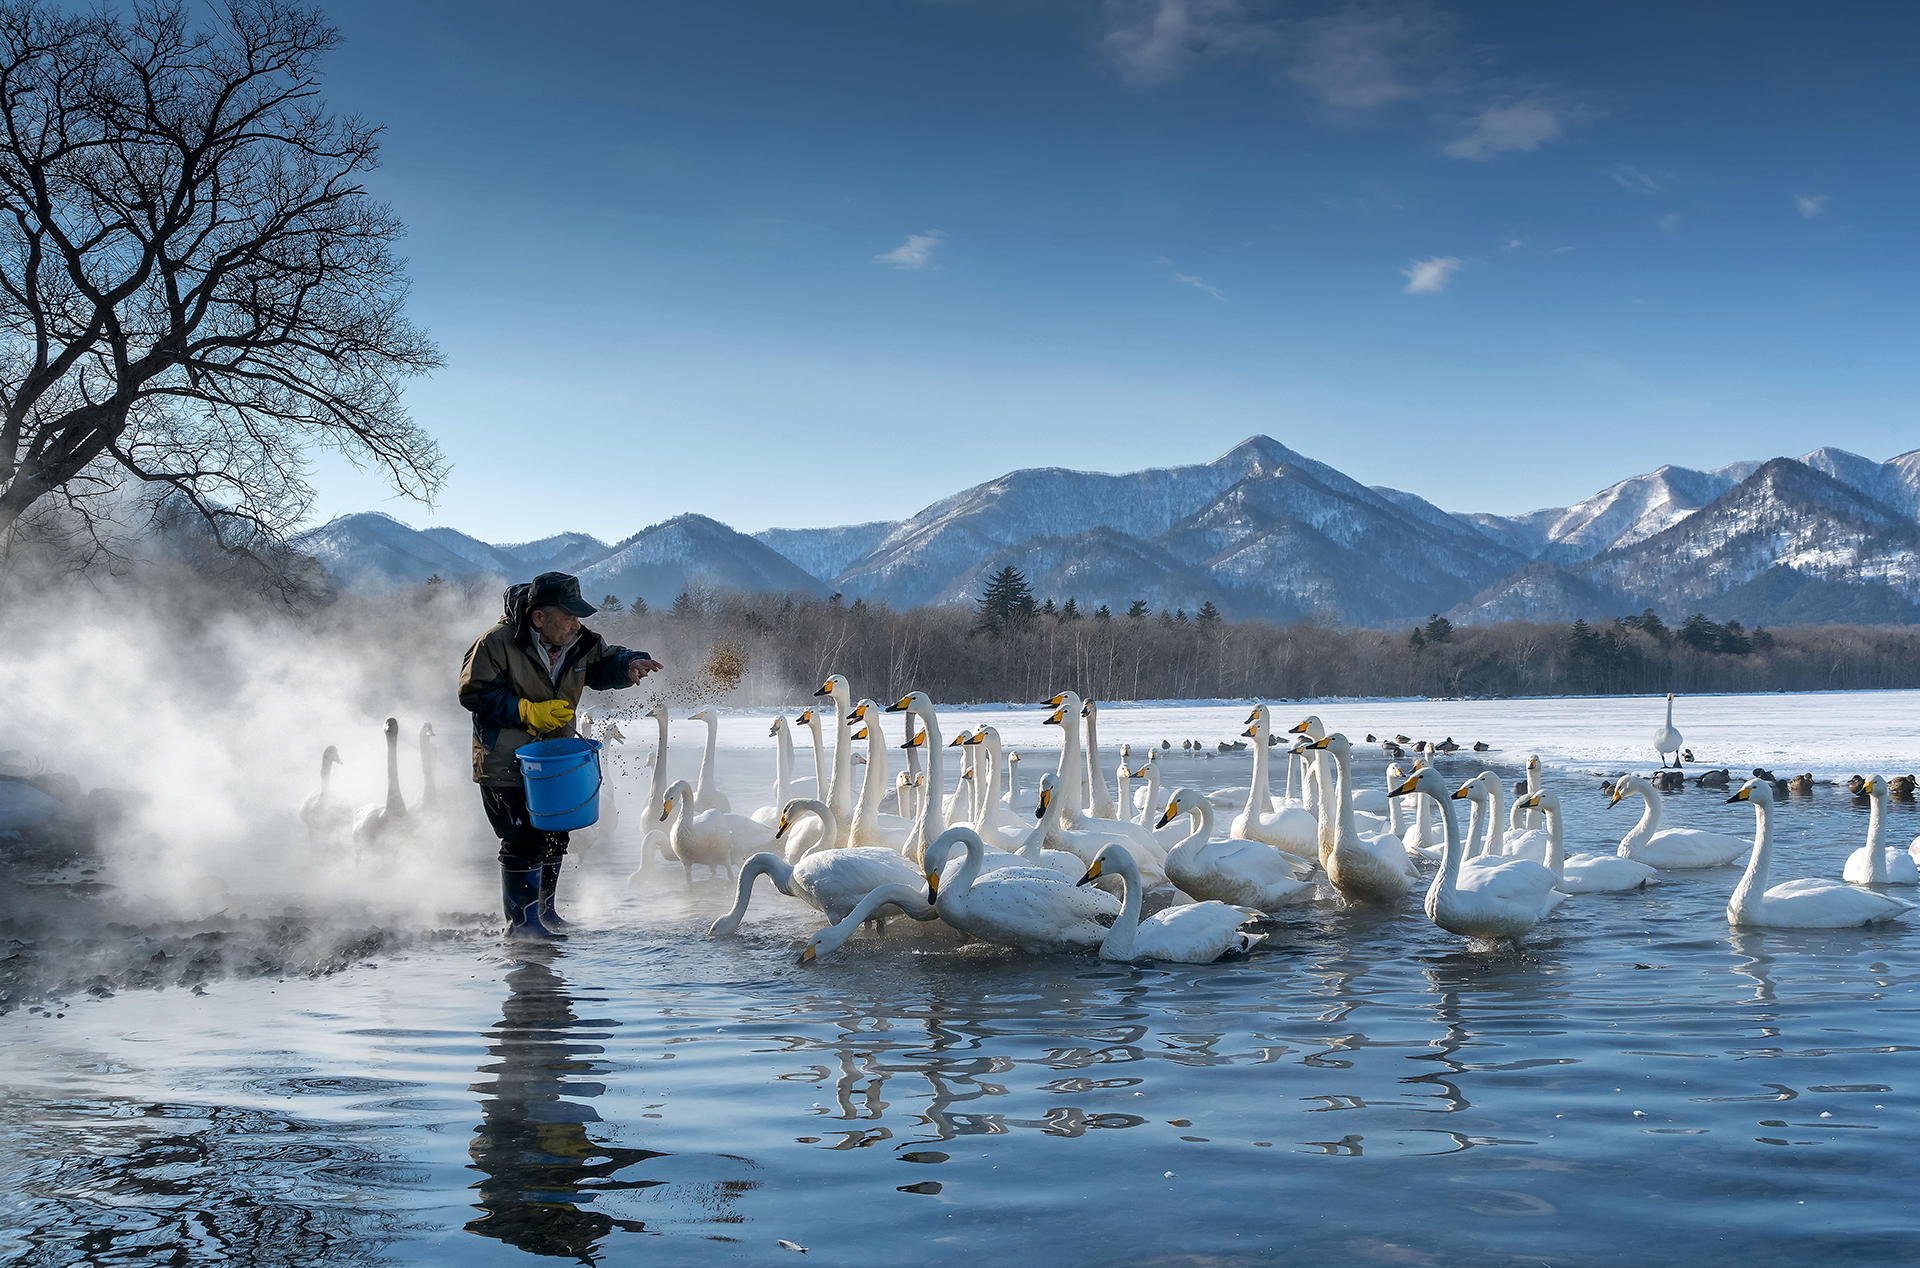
660,778 -> 775,881
1725,780 -> 1913,928
351,718 -> 410,861
1158,787 -> 1313,910
846,700 -> 916,852
1307,734 -> 1415,901
811,674 -> 857,848
1077,843 -> 1265,963
1611,773 -> 1751,868
1517,790 -> 1657,893
707,799 -> 925,934
797,882 -> 943,963
1843,776 -> 1920,885
1390,768 -> 1565,943
1234,705 -> 1318,856
689,708 -> 732,815
921,826 -> 1113,953
300,745 -> 352,842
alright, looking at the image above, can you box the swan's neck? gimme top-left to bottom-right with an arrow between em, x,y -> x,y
1004,757 -> 1019,809
1464,797 -> 1482,859
1055,704 -> 1085,821
794,802 -> 835,860
913,708 -> 946,860
1412,784 -> 1430,838
1312,751 -> 1336,865
774,724 -> 794,808
856,724 -> 889,831
827,691 -> 854,840
1428,792 -> 1464,910
1868,789 -> 1888,855
960,743 -> 977,821
979,737 -> 1003,822
1729,800 -> 1772,917
1665,696 -> 1675,727
385,732 -> 404,815
902,709 -> 921,780
1484,783 -> 1505,857
1387,780 -> 1405,835
950,833 -> 984,900
720,854 -> 795,932
1286,747 -> 1297,803
1084,707 -> 1114,816
1508,796 -> 1523,832
647,711 -> 671,805
1138,765 -> 1161,826
1332,750 -> 1361,858
1624,783 -> 1659,850
1103,852 -> 1144,960
320,761 -> 333,795
1115,756 -> 1130,808
805,713 -> 828,792
1543,805 -> 1564,876
1246,716 -> 1270,817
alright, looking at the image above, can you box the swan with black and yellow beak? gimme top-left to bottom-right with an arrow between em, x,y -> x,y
886,691 -> 946,863
810,675 -> 857,848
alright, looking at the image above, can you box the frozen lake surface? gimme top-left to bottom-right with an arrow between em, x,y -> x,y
4,692 -> 1920,1265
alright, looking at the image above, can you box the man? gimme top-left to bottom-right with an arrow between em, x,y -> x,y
458,572 -> 662,939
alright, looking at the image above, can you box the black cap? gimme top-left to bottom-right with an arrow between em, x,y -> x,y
527,571 -> 596,618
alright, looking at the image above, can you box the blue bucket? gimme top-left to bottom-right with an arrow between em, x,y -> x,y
515,737 -> 603,831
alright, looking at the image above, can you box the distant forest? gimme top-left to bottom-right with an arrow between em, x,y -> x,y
500,564 -> 1920,706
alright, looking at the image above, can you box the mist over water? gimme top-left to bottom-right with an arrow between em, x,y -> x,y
4,696 -> 1919,1265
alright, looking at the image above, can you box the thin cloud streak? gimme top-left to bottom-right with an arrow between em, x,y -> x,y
1402,256 -> 1462,293
1796,193 -> 1830,218
874,231 -> 946,270
1445,99 -> 1564,160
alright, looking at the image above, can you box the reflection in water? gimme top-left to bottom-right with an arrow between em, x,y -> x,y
466,956 -> 664,1259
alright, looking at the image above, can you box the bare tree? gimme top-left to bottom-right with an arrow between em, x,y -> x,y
0,0 -> 442,563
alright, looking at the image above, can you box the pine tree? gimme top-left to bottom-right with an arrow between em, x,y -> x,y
600,594 -> 625,614
1408,626 -> 1426,650
1196,601 -> 1221,625
976,565 -> 1036,634
1039,597 -> 1058,617
669,590 -> 701,620
1423,613 -> 1453,643
1061,597 -> 1081,621
631,596 -> 649,616
1175,608 -> 1190,625
1095,604 -> 1112,620
1127,600 -> 1149,619
424,573 -> 444,588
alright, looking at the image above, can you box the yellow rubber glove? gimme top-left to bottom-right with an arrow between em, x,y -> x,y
519,698 -> 574,734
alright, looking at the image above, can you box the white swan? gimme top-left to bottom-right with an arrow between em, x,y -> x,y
688,707 -> 732,814
1082,698 -> 1120,820
1844,776 -> 1920,884
964,727 -> 1030,848
1041,693 -> 1171,862
1307,734 -> 1414,901
886,691 -> 947,862
1611,773 -> 1751,868
1232,704 -> 1318,857
1654,693 -> 1683,769
798,882 -> 943,963
1401,762 -> 1442,857
1518,790 -> 1657,893
1523,755 -> 1543,829
707,799 -> 926,934
944,729 -> 976,823
1114,744 -> 1133,823
1159,787 -> 1312,910
796,704 -> 829,800
751,716 -> 797,829
1390,768 -> 1566,943
1132,749 -> 1165,826
846,700 -> 915,852
1005,750 -> 1031,811
811,674 -> 856,848
1725,780 -> 1913,928
417,723 -> 441,817
351,718 -> 410,860
659,778 -> 775,881
626,702 -> 676,883
1030,771 -> 1172,891
921,826 -> 1113,953
299,745 -> 352,842
1077,844 -> 1264,963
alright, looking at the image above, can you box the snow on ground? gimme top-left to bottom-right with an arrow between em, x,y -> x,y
633,689 -> 1920,780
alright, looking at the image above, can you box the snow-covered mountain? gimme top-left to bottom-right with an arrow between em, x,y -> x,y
300,437 -> 1920,627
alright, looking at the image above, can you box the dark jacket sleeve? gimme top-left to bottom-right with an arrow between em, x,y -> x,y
459,632 -> 523,731
584,646 -> 647,691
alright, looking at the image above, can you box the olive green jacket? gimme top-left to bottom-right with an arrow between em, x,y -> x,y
457,619 -> 643,786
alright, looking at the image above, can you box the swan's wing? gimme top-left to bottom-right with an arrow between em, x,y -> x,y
1503,829 -> 1551,863
719,814 -> 779,848
801,848 -> 923,891
962,874 -> 1111,942
1199,839 -> 1300,885
1459,856 -> 1560,905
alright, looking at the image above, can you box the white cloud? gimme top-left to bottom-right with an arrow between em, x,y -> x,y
1401,256 -> 1461,294
1156,256 -> 1226,300
874,231 -> 945,271
1796,193 -> 1830,218
1444,99 -> 1563,160
1658,212 -> 1681,233
1610,164 -> 1668,195
1499,237 -> 1524,250
1286,5 -> 1459,110
1099,0 -> 1270,87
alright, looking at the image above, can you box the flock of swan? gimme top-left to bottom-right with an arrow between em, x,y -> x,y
597,679 -> 1917,965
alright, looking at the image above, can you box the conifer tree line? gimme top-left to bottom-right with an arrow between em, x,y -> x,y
565,567 -> 1920,706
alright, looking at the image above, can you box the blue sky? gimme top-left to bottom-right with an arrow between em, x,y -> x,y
304,0 -> 1920,545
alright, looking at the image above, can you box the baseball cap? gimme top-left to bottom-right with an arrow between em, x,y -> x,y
527,571 -> 596,618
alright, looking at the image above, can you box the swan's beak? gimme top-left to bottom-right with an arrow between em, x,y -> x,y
1241,726 -> 1257,738
797,709 -> 812,724
947,733 -> 966,747
1076,860 -> 1103,886
1244,708 -> 1260,725
1727,788 -> 1750,803
853,727 -> 867,740
813,681 -> 833,697
1132,765 -> 1148,777
1037,788 -> 1051,817
1287,719 -> 1309,734
1043,709 -> 1065,726
901,731 -> 926,749
775,815 -> 790,838
1041,693 -> 1067,707
965,732 -> 985,745
659,799 -> 671,820
1524,794 -> 1541,809
1388,774 -> 1419,797
798,944 -> 817,964
768,722 -> 780,737
1608,790 -> 1624,807
1308,736 -> 1331,750
885,695 -> 913,712
1449,785 -> 1471,800
924,873 -> 939,902
1156,801 -> 1177,828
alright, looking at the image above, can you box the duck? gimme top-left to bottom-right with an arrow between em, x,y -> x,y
707,798 -> 927,934
299,745 -> 352,843
1472,741 -> 1490,753
1610,773 -> 1752,868
920,826 -> 1114,953
1891,774 -> 1918,799
797,883 -> 943,963
1843,776 -> 1920,885
1725,780 -> 1914,928
1076,844 -> 1264,963
1393,734 -> 1412,745
1306,733 -> 1414,902
1232,705 -> 1318,857
811,674 -> 857,848
1517,790 -> 1656,892
1695,768 -> 1731,789
659,778 -> 775,881
1787,772 -> 1813,795
844,701 -> 916,853
351,718 -> 410,861
1389,768 -> 1566,943
1680,748 -> 1695,763
1158,787 -> 1312,909
1436,738 -> 1461,755
1653,694 -> 1683,768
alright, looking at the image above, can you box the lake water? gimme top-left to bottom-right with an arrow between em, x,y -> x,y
4,694 -> 1919,1265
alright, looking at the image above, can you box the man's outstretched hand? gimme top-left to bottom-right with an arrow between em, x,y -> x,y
627,656 -> 664,685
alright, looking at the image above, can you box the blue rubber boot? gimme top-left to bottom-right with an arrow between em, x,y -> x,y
539,860 -> 573,931
502,864 -> 565,940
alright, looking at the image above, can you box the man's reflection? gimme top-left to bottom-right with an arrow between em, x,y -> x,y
466,957 -> 662,1259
